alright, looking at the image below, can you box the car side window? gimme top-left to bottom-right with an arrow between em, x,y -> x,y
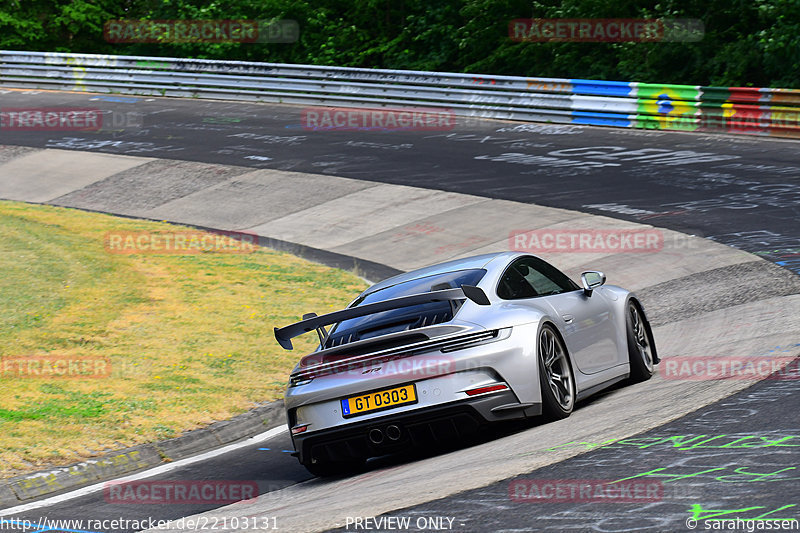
497,257 -> 579,300
497,261 -> 538,299
520,256 -> 580,295
522,265 -> 562,295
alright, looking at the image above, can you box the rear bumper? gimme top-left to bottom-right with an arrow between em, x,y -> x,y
292,391 -> 540,464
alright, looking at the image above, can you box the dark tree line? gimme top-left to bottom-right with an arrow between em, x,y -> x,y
1,0 -> 798,88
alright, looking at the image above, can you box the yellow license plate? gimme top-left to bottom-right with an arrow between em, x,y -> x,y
341,384 -> 417,418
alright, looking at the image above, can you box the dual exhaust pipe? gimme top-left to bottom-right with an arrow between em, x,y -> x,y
368,425 -> 401,445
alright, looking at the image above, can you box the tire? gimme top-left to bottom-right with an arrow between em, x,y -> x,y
537,324 -> 576,420
626,301 -> 656,382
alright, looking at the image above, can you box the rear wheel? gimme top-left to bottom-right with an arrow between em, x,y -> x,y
627,301 -> 655,382
538,324 -> 575,420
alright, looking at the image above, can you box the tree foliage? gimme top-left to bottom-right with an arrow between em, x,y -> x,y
0,0 -> 796,87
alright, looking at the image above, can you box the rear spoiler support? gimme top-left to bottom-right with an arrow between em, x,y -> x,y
273,285 -> 490,350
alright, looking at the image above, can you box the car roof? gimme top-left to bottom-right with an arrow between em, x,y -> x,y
362,251 -> 521,297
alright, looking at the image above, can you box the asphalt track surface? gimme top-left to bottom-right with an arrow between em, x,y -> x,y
0,430 -> 312,533
0,90 -> 798,276
0,89 -> 798,532
331,370 -> 800,533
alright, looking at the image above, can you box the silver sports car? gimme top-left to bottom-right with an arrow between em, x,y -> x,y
274,252 -> 658,476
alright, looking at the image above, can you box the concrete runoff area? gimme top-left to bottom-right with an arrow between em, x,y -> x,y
0,150 -> 151,203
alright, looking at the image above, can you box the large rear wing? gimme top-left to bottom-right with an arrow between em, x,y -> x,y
273,285 -> 490,350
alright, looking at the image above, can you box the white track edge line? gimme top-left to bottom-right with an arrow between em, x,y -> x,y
0,425 -> 288,516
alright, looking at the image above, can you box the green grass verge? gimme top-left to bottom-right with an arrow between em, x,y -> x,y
0,200 -> 368,477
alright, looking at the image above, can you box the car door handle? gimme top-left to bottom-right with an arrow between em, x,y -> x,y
562,314 -> 574,324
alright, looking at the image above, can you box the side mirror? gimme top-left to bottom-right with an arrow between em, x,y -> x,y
580,271 -> 606,295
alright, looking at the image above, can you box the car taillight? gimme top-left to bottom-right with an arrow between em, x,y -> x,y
291,424 -> 309,435
290,376 -> 313,387
464,383 -> 509,396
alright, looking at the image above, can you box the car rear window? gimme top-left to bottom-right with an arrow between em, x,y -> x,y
324,269 -> 487,347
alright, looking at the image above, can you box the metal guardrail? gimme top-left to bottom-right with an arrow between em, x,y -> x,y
2,50 -> 799,137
